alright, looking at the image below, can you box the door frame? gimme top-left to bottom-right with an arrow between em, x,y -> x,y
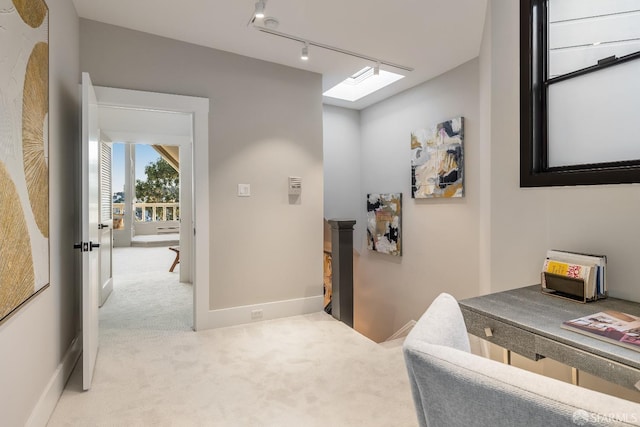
95,86 -> 210,330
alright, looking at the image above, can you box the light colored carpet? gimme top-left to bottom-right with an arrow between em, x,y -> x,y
47,247 -> 417,427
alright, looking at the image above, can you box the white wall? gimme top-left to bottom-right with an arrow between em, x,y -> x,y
487,0 -> 640,303
0,1 -> 80,425
354,60 -> 481,342
79,20 -> 324,313
322,105 -> 363,246
487,0 -> 547,294
482,1 -> 640,401
478,0 -> 493,297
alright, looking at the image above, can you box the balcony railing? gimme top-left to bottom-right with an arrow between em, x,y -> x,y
113,202 -> 180,223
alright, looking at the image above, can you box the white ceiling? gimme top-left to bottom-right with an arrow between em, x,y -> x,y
99,106 -> 192,146
72,0 -> 488,110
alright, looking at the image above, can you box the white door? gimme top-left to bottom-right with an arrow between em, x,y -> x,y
98,140 -> 113,306
80,72 -> 100,390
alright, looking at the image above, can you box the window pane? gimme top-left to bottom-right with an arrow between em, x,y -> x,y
548,59 -> 640,167
549,0 -> 640,77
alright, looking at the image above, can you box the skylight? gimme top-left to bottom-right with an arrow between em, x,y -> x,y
323,67 -> 405,102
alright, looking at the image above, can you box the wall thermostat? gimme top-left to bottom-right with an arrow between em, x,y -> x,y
288,176 -> 302,196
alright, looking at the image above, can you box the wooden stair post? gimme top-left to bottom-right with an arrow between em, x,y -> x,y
328,219 -> 356,328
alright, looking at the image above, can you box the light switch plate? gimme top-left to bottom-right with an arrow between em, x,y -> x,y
238,183 -> 251,197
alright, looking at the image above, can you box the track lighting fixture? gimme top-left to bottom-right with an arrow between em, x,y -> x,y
247,4 -> 412,73
245,2 -> 411,102
254,0 -> 265,19
252,26 -> 413,72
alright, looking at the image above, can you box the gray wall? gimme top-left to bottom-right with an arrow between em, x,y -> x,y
323,60 -> 481,342
323,0 -> 640,346
79,20 -> 324,310
480,0 -> 640,401
359,59 -> 481,342
486,0 -> 640,303
0,1 -> 79,425
478,0 -> 493,297
324,0 -> 640,344
322,105 -> 363,245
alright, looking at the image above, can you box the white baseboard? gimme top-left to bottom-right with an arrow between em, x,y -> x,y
200,295 -> 324,329
385,320 -> 417,342
26,335 -> 81,427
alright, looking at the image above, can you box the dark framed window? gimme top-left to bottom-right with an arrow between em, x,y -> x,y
520,0 -> 640,187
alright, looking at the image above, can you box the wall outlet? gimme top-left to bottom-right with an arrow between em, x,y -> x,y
251,309 -> 263,320
238,183 -> 251,197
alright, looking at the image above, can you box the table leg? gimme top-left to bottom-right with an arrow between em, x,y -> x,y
572,367 -> 580,386
503,349 -> 511,365
169,247 -> 180,272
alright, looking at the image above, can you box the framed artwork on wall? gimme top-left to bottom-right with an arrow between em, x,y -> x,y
0,0 -> 50,323
411,116 -> 464,198
367,193 -> 402,256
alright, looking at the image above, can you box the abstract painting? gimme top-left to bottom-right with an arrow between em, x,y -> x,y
411,117 -> 464,198
367,193 -> 402,256
0,0 -> 49,322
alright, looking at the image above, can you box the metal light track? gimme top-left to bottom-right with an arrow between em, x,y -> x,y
253,26 -> 414,73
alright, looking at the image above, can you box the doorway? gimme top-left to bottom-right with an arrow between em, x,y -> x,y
109,141 -> 187,322
95,86 -> 210,331
111,141 -> 182,248
102,111 -> 191,332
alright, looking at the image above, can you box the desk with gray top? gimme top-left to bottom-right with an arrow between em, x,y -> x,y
459,285 -> 640,391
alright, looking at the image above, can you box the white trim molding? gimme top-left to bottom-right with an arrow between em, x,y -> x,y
26,336 -> 81,427
385,320 -> 417,342
202,295 -> 324,329
93,86 -> 210,331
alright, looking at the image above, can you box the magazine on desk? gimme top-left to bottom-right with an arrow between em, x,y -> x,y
561,310 -> 640,352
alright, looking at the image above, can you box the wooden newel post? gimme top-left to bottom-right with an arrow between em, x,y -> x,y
328,219 -> 356,328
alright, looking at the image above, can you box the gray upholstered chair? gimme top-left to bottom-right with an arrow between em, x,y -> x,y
403,293 -> 640,427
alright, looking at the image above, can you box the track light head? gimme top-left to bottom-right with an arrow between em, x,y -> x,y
254,0 -> 265,19
301,43 -> 309,61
